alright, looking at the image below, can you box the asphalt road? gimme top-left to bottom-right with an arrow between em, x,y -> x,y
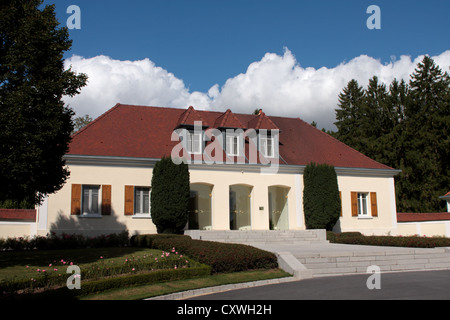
188,270 -> 450,300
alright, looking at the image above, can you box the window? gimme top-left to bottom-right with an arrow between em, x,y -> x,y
134,187 -> 150,215
82,185 -> 100,215
351,192 -> 378,218
260,136 -> 274,158
187,132 -> 202,154
226,134 -> 239,156
357,192 -> 368,216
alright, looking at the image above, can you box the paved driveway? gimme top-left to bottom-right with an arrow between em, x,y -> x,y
188,269 -> 450,300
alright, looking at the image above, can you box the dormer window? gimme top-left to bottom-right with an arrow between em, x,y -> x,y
226,134 -> 240,156
260,136 -> 274,158
187,131 -> 202,154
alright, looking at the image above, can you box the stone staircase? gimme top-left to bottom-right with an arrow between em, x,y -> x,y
295,247 -> 450,278
184,229 -> 329,246
183,230 -> 450,279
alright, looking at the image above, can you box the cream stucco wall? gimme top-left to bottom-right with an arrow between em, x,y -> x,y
189,167 -> 303,231
41,162 -> 157,237
335,174 -> 398,235
34,157 -> 402,238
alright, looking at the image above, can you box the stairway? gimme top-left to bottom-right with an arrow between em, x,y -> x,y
295,247 -> 450,277
184,230 -> 329,246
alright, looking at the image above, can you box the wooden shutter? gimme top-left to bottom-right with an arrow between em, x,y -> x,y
370,192 -> 378,217
351,192 -> 358,217
124,185 -> 134,216
71,184 -> 81,215
102,185 -> 112,215
339,191 -> 342,217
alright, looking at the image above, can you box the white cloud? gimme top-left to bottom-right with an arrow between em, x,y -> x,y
64,49 -> 450,130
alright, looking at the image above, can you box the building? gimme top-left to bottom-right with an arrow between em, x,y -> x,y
37,104 -> 405,237
2,104 -> 407,238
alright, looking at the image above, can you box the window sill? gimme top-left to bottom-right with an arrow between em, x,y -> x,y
78,214 -> 102,218
132,214 -> 152,219
357,216 -> 373,219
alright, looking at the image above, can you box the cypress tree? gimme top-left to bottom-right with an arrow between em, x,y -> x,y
303,163 -> 341,231
150,157 -> 190,234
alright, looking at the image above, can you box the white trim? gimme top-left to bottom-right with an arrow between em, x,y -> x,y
389,177 -> 398,227
37,196 -> 48,232
295,174 -> 304,228
64,155 -> 401,177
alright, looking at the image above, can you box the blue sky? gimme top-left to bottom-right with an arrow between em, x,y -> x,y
43,0 -> 450,129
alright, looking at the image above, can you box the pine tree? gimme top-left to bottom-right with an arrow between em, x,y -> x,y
333,56 -> 449,213
0,0 -> 87,207
398,56 -> 450,212
334,79 -> 365,150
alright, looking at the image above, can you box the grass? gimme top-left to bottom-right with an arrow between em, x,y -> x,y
0,247 -> 290,300
82,269 -> 290,300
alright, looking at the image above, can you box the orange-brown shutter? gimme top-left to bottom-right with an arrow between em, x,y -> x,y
339,191 -> 342,217
370,192 -> 378,217
102,185 -> 111,215
351,192 -> 358,217
71,184 -> 81,215
124,185 -> 134,216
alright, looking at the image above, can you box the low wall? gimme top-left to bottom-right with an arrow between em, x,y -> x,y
0,209 -> 37,239
395,212 -> 450,237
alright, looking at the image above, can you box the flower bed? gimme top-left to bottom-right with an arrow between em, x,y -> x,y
131,234 -> 278,274
0,248 -> 210,298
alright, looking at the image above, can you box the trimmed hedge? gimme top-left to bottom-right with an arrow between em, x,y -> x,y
327,231 -> 450,248
131,234 -> 278,274
0,231 -> 130,251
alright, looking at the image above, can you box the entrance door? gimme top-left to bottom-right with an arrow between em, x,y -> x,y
188,184 -> 212,230
229,185 -> 252,230
268,186 -> 289,230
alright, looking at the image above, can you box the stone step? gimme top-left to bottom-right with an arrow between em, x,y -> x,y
295,248 -> 450,277
184,230 -> 328,245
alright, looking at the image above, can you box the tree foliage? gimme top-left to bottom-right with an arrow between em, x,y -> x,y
150,157 -> 190,234
303,162 -> 341,231
333,56 -> 449,212
0,0 -> 87,207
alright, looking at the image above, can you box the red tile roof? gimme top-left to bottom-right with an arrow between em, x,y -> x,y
68,104 -> 394,170
397,212 -> 450,222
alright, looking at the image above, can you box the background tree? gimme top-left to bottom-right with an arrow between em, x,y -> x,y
303,162 -> 341,231
333,56 -> 449,213
333,79 -> 365,151
398,56 -> 450,212
150,157 -> 190,234
0,0 -> 87,208
73,114 -> 93,133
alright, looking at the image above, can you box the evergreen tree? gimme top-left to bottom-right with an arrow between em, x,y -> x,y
0,0 -> 87,207
150,157 -> 190,234
398,56 -> 450,212
333,56 -> 449,213
334,79 -> 365,151
303,162 -> 341,231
